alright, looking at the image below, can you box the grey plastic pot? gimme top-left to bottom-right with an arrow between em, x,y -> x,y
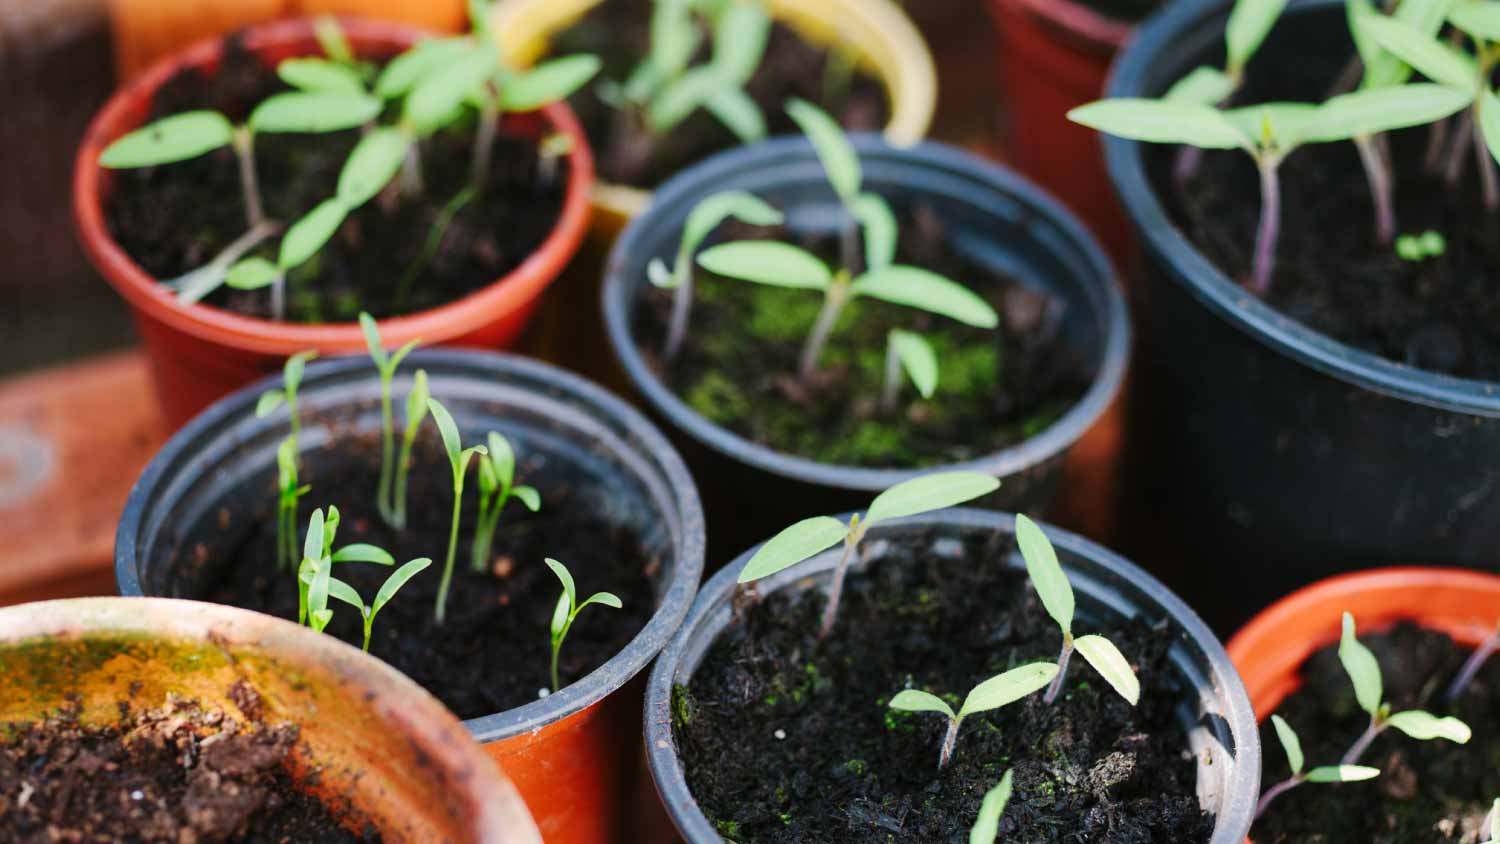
643,508 -> 1260,842
603,135 -> 1130,561
115,349 -> 705,844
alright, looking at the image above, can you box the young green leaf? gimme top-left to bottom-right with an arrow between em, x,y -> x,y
1356,12 -> 1478,90
703,86 -> 767,143
338,128 -> 408,208
654,191 -> 783,290
1164,66 -> 1237,105
1015,514 -> 1074,634
712,0 -> 772,84
1384,710 -> 1472,743
850,193 -> 897,272
1306,84 -> 1472,143
737,516 -> 851,583
1226,0 -> 1289,71
697,241 -> 834,289
550,592 -> 571,636
1304,765 -> 1381,783
325,575 -> 366,611
969,769 -> 1014,844
331,543 -> 395,565
1338,612 -> 1384,717
313,15 -> 355,64
649,66 -> 734,132
580,592 -> 624,611
1068,99 -> 1249,149
787,98 -> 861,200
958,662 -> 1061,717
1223,103 -> 1320,151
278,57 -> 366,93
303,507 -> 326,563
649,0 -> 700,81
372,557 -> 432,616
1270,714 -> 1305,776
100,111 -> 235,168
405,43 -> 500,134
499,55 -> 602,112
889,330 -> 937,399
279,199 -> 349,270
888,689 -> 956,718
514,486 -> 541,511
485,431 -> 517,490
256,390 -> 286,417
375,37 -> 472,100
1450,1 -> 1500,42
427,397 -> 464,469
250,91 -> 382,134
863,471 -> 1000,527
546,557 -> 577,607
1073,634 -> 1140,705
225,257 -> 279,290
852,266 -> 999,328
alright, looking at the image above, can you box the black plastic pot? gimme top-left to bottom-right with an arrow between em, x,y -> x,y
643,508 -> 1261,842
115,348 -> 704,844
1104,0 -> 1500,633
603,136 -> 1130,561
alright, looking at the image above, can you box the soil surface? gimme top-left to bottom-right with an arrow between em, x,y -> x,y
1162,18 -> 1500,381
674,528 -> 1213,843
632,208 -> 1093,468
550,0 -> 890,188
169,427 -> 658,720
1076,0 -> 1160,24
1253,623 -> 1500,843
105,33 -> 567,324
0,684 -> 378,844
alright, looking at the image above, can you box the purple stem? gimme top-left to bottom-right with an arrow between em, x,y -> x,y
1042,639 -> 1074,705
1340,720 -> 1382,767
1355,134 -> 1395,244
1253,776 -> 1304,820
664,261 -> 692,361
1448,629 -> 1500,701
938,717 -> 960,770
1447,108 -> 1476,187
1249,157 -> 1282,297
818,528 -> 860,640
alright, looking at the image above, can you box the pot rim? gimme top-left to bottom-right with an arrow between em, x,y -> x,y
997,0 -> 1135,52
72,16 -> 595,359
115,348 -> 706,744
0,595 -> 538,844
643,507 -> 1260,843
1103,0 -> 1500,417
601,134 -> 1131,493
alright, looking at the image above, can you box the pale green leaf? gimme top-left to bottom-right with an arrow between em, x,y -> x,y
648,258 -> 676,288
864,471 -> 999,526
375,37 -> 471,100
359,312 -> 385,367
545,557 -> 577,608
514,485 -> 541,511
405,43 -> 500,134
225,257 -> 278,290
311,607 -> 334,631
302,508 -> 325,563
278,57 -> 365,93
969,769 -> 1013,844
405,370 -> 430,433
787,98 -> 861,200
500,55 -> 601,111
1339,612 -> 1384,717
650,0 -> 701,80
704,85 -> 767,143
1357,12 -> 1478,89
851,193 -> 897,272
279,199 -> 348,270
550,592 -> 571,637
256,390 -> 285,417
99,111 -> 234,168
325,576 -> 366,611
372,557 -> 432,616
1016,513 -> 1074,634
681,192 -> 783,262
338,127 -> 407,208
737,515 -> 850,583
1226,0 -> 1289,71
426,398 -> 463,469
889,330 -> 937,399
1305,764 -> 1381,783
888,689 -> 954,719
1270,714 -> 1304,776
486,431 -> 516,491
388,339 -> 418,372
712,0 -> 771,84
1074,635 -> 1140,705
1224,103 -> 1320,151
1450,1 -> 1500,43
697,241 -> 833,289
1068,99 -> 1250,149
313,15 -> 354,64
1306,84 -> 1471,143
579,591 -> 624,611
853,265 -> 999,327
1385,710 -> 1472,743
250,91 -> 381,134
1164,66 -> 1237,105
959,662 -> 1060,717
331,543 -> 394,565
649,66 -> 731,132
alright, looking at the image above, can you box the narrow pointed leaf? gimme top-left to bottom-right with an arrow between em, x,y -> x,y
1357,12 -> 1478,89
851,193 -> 897,271
278,57 -> 365,93
225,257 -> 278,290
514,485 -> 541,511
1068,99 -> 1250,149
426,398 -> 463,468
405,370 -> 430,433
1270,714 -> 1305,776
888,689 -> 955,719
550,591 -> 571,637
405,43 -> 500,134
1016,513 -> 1074,634
1307,84 -> 1471,143
787,98 -> 861,200
389,339 -> 418,372
681,192 -> 782,266
256,390 -> 286,417
1305,765 -> 1381,783
1451,1 -> 1500,41
325,577 -> 366,611
331,543 -> 395,565
712,0 -> 771,84
738,516 -> 850,583
279,199 -> 349,270
865,472 -> 999,526
1385,710 -> 1472,743
650,0 -> 700,79
649,66 -> 729,132
1074,635 -> 1140,705
500,55 -> 601,111
99,111 -> 234,168
704,85 -> 767,143
545,557 -> 577,608
889,330 -> 938,399
853,266 -> 999,328
338,127 -> 407,207
969,769 -> 1014,844
697,241 -> 833,289
1164,66 -> 1236,105
579,591 -> 623,611
302,508 -> 325,563
251,91 -> 380,133
959,662 -> 1060,717
375,37 -> 471,100
1339,612 -> 1384,717
486,431 -> 517,490
1224,103 -> 1320,150
359,312 -> 387,367
372,557 -> 433,616
1226,0 -> 1289,70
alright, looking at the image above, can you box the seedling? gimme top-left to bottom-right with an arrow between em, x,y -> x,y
969,769 -> 1014,844
784,99 -> 895,276
1256,612 -> 1472,818
738,471 -> 1000,638
881,329 -> 937,413
256,350 -> 318,444
1256,713 -> 1381,819
545,557 -> 622,692
470,431 -> 541,571
427,397 -> 487,623
648,190 -> 784,360
274,435 -> 311,572
294,506 -> 396,630
1396,230 -> 1446,262
391,369 -> 431,530
359,312 -> 420,527
888,663 -> 1059,770
1014,514 -> 1140,707
600,0 -> 773,145
324,557 -> 433,651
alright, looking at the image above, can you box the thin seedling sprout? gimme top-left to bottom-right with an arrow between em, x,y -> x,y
471,431 -> 541,571
737,471 -> 1000,639
1446,618 -> 1500,701
1254,612 -> 1472,819
426,397 -> 487,624
359,312 -> 420,528
697,101 -> 998,383
545,557 -> 623,692
881,329 -> 937,413
1395,229 -> 1446,262
968,769 -> 1014,844
648,190 -> 784,360
1015,514 -> 1141,707
294,505 -> 396,630
324,557 -> 434,651
256,350 -> 318,444
1254,713 -> 1382,820
98,0 -> 598,318
392,368 -> 431,529
888,664 -> 1058,770
274,435 -> 311,571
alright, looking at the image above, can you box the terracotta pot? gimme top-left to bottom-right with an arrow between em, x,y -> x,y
987,0 -> 1134,267
645,508 -> 1261,842
116,349 -> 706,844
0,596 -> 539,844
74,17 -> 595,428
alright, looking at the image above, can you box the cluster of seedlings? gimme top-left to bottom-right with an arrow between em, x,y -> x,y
251,315 -> 622,692
1070,0 -> 1500,294
98,3 -> 600,318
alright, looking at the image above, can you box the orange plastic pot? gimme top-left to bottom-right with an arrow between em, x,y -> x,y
0,596 -> 540,844
73,17 -> 595,428
988,0 -> 1134,266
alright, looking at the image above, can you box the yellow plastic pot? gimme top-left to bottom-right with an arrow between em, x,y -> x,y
491,0 -> 937,238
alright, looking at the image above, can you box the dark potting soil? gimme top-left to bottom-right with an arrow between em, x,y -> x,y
1162,25 -> 1500,381
674,528 -> 1212,843
549,0 -> 890,188
1253,623 -> 1500,844
104,33 -> 567,324
631,209 -> 1093,468
0,685 -> 378,844
171,429 -> 657,721
1075,0 -> 1160,24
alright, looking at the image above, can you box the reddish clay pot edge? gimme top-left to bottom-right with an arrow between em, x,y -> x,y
72,16 -> 594,361
1003,0 -> 1133,55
